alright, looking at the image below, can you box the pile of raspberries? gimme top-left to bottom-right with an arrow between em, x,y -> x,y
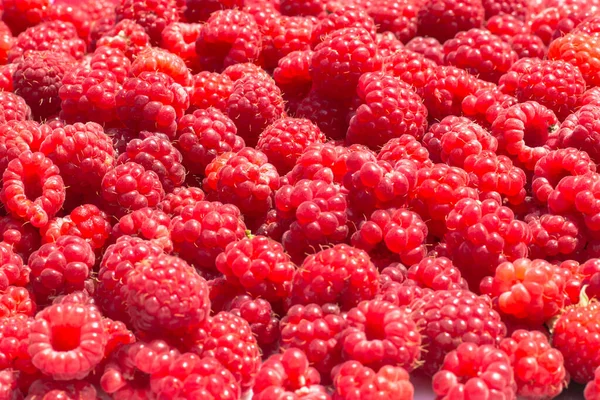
5,0 -> 600,398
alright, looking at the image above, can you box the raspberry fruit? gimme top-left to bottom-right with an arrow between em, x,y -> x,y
89,46 -> 132,85
511,33 -> 547,60
224,294 -> 280,351
115,0 -> 179,45
549,32 -> 600,87
0,242 -> 29,291
188,71 -> 233,112
528,213 -> 586,259
157,186 -> 205,216
377,135 -> 432,167
405,36 -> 444,64
557,104 -> 600,164
416,0 -> 485,43
529,5 -> 589,47
160,22 -> 202,71
366,0 -> 419,43
461,87 -> 518,129
407,256 -> 468,290
312,4 -> 376,47
2,0 -> 50,34
96,19 -> 152,59
8,21 -> 85,61
294,90 -> 350,139
0,215 -> 41,260
333,360 -> 414,399
130,47 -> 192,86
112,208 -> 173,252
262,16 -> 313,70
547,171 -> 600,216
0,92 -> 31,124
383,48 -> 436,93
0,314 -> 34,375
0,286 -> 35,318
482,0 -> 530,21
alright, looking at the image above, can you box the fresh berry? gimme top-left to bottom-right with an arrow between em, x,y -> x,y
160,22 -> 202,70
405,36 -> 444,64
0,215 -> 41,260
0,286 -> 35,318
224,294 -> 280,351
130,47 -> 192,86
332,360 -> 414,399
8,21 -> 85,61
0,314 -> 34,375
482,0 -> 530,21
96,19 -> 152,59
378,135 -> 432,168
511,33 -> 547,59
294,90 -> 350,139
529,5 -> 590,47
89,46 -> 131,85
461,87 -> 517,129
157,186 -> 205,217
280,0 -> 326,16
416,0 -> 485,43
585,365 -> 600,400
383,48 -> 436,93
2,0 -> 50,34
115,0 -> 179,45
557,104 -> 600,164
261,16 -> 313,70
0,242 -> 29,291
188,71 -> 233,112
112,207 -> 173,252
407,256 -> 468,290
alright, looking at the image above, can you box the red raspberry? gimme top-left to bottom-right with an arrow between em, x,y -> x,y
243,0 -> 281,25
346,72 -> 428,149
253,348 -> 328,400
160,22 -> 201,71
432,343 -> 516,399
443,28 -> 518,84
116,71 -> 189,139
422,66 -> 485,122
407,256 -> 468,290
170,200 -> 247,272
29,379 -> 97,400
557,104 -> 600,164
411,290 -> 506,376
2,0 -> 50,35
96,19 -> 152,59
377,135 -> 432,168
532,147 -> 596,204
188,71 -> 233,112
273,50 -> 313,110
491,101 -> 559,171
115,0 -> 179,45
8,21 -> 85,61
547,171 -> 600,215
102,316 -> 136,359
0,215 -> 41,260
288,244 -> 379,311
112,207 -> 172,252
130,47 -> 191,86
117,135 -> 185,193
0,92 -> 30,124
0,371 -> 18,399
375,31 -> 405,58
530,5 -> 590,46
0,314 -> 34,375
461,87 -> 518,129
202,151 -> 237,193
44,3 -> 91,42
96,236 -> 165,324
405,36 -> 444,64
262,16 -> 313,70
485,14 -> 528,40
189,311 -> 261,390
416,0 -> 485,43
312,4 -> 376,47
195,10 -> 262,72
89,46 -> 131,85
383,48 -> 436,92
482,0 -> 530,20
310,27 -> 381,101
283,142 -> 354,185
586,366 -> 600,399
510,33 -> 547,59
366,0 -> 419,43
280,0 -> 326,16
499,329 -> 567,399
333,360 -> 414,399
0,286 -> 35,318
499,58 -> 587,120
580,86 -> 600,107
184,0 -> 243,22
28,302 -> 106,380
295,90 -> 350,139
224,294 -> 280,351
12,51 -> 75,120
0,242 -> 28,291
222,61 -> 271,81
0,121 -> 48,176
0,63 -> 16,92
28,235 -> 95,301
1,151 -> 65,228
157,186 -> 205,217
444,198 -> 531,287
575,259 -> 600,300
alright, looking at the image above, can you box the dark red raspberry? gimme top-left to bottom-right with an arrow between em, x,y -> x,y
2,0 -> 50,35
28,302 -> 106,380
1,151 -> 65,228
586,366 -> 600,400
491,101 -> 559,171
499,58 -> 587,120
377,135 -> 432,167
115,0 -> 179,45
117,135 -> 185,193
44,3 -> 91,42
96,19 -> 151,60
366,0 -> 419,43
483,0 -> 530,20
443,28 -> 518,84
0,92 -> 30,125
112,207 -> 172,252
511,33 -> 547,59
461,87 -> 518,129
261,15 -> 313,70
184,0 -> 243,22
0,64 -> 16,92
0,242 -> 28,291
557,104 -> 600,164
405,36 -> 444,64
485,14 -> 528,41
130,47 -> 191,86
383,48 -> 436,92
375,31 -> 405,58
188,71 -> 233,112
225,294 -> 280,352
0,215 -> 40,260
288,244 -> 379,311
416,0 -> 485,43
294,90 -> 350,139
0,286 -> 35,318
189,311 -> 261,390
0,121 -> 48,176
160,22 -> 201,71
310,27 -> 381,101
227,74 -> 286,147
89,46 -> 131,85
333,360 -> 414,399
444,198 -> 532,287
195,10 -> 262,72
407,256 -> 468,290
280,0 -> 326,16
28,235 -> 95,301
253,348 -> 328,400
116,71 -> 189,139
157,186 -> 205,217
530,5 -> 590,46
12,51 -> 75,120
312,4 -> 376,47
170,200 -> 247,272
8,21 -> 85,61
346,72 -> 428,149
432,343 -> 516,399
0,314 -> 34,375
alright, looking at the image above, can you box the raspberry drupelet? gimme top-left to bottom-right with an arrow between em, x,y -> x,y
333,360 -> 414,399
188,71 -> 233,112
112,207 -> 173,252
527,213 -> 586,259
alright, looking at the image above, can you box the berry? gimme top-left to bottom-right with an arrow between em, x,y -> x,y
383,48 -> 436,93
280,0 -> 326,16
2,0 -> 50,34
184,0 -> 243,22
44,3 -> 92,42
160,22 -> 202,70
89,46 -> 131,85
115,0 -> 179,45
0,370 -> 18,399
96,19 -> 152,59
0,215 -> 41,260
405,36 -> 444,65
112,207 -> 173,252
130,47 -> 192,86
0,314 -> 35,375
295,90 -> 350,139
8,21 -> 85,61
0,242 -> 29,291
188,71 -> 233,112
416,0 -> 485,43
547,171 -> 600,216
557,104 -> 600,164
585,366 -> 600,400
0,286 -> 35,318
157,186 -> 205,217
407,256 -> 468,290
0,121 -> 48,180
0,92 -> 31,125
529,5 -> 589,46
333,360 -> 414,400
481,0 -> 530,21
378,135 -> 432,167
461,87 -> 517,129
366,0 -> 419,43
510,33 -> 547,59
262,16 -> 313,70
225,295 -> 280,351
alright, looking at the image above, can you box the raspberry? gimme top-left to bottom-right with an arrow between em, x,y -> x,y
0,286 -> 35,318
159,23 -> 201,71
532,147 -> 596,204
0,371 -> 18,399
2,0 -> 50,35
0,93 -> 31,125
557,104 -> 600,164
0,215 -> 41,260
96,236 -> 165,324
273,50 -> 313,110
346,72 -> 428,149
580,87 -> 600,107
444,198 -> 531,287
310,27 -> 381,101
547,171 -> 600,215
499,58 -> 587,120
184,0 -> 244,22
170,200 -> 247,272
188,71 -> 233,112
461,87 -> 518,129
411,290 -> 506,376
195,10 -> 262,72
1,151 -> 65,228
366,0 -> 419,43
0,314 -> 34,374
491,101 -> 559,171
282,142 -> 352,185
280,0 -> 326,16
116,71 -> 189,139
530,5 -> 590,46
96,19 -> 151,59
117,135 -> 185,193
28,302 -> 106,380
202,151 -> 237,193
294,90 -> 350,139
115,0 -> 179,45
157,186 -> 205,216
333,360 -> 414,399
225,294 -> 280,351
26,378 -> 100,400
548,32 -> 600,85
375,31 -> 405,58
432,343 -> 516,399
189,311 -> 261,390
89,46 -> 131,85
312,4 -> 376,47
262,16 -> 313,70
407,256 -> 467,290
288,244 -> 379,311
112,207 -> 172,252
0,64 -> 16,92
130,47 -> 191,86
222,61 -> 271,82
8,21 -> 85,62
0,242 -> 28,291
243,0 -> 281,25
377,135 -> 431,168
416,0 -> 485,43
511,33 -> 548,59
485,14 -> 528,40
586,366 -> 600,400
383,48 -> 436,92
0,121 -> 48,177
482,0 -> 530,20
405,36 -> 444,64
44,3 -> 91,42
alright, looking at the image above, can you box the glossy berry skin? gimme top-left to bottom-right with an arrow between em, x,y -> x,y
188,71 -> 233,112
157,186 -> 205,217
333,360 -> 414,400
0,242 -> 29,291
417,0 -> 485,43
130,47 -> 191,86
96,19 -> 152,60
225,295 -> 280,352
115,0 -> 179,45
557,105 -> 600,164
112,208 -> 173,252
407,256 -> 468,291
377,135 -> 432,168
28,303 -> 106,380
432,343 -> 516,400
0,286 -> 35,318
499,329 -> 567,399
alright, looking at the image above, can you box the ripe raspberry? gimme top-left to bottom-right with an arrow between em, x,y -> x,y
333,360 -> 414,399
366,0 -> 419,43
586,366 -> 600,399
26,378 -> 101,400
8,21 -> 85,61
130,47 -> 191,86
1,151 -> 65,228
432,343 -> 516,399
12,51 -> 75,120
0,92 -> 30,125
511,33 -> 547,59
461,87 -> 518,129
28,235 -> 95,301
374,32 -> 404,59
499,58 -> 587,120
44,3 -> 91,42
116,71 -> 189,139
294,90 -> 350,139
377,135 -> 431,168
277,142 -> 347,185
96,236 -> 165,324
485,14 -> 528,40
0,314 -> 34,376
0,63 -> 16,92
2,0 -> 50,35
530,5 -> 590,46
273,50 -> 313,110
225,294 -> 280,351
0,286 -> 35,318
280,0 -> 326,16
444,198 -> 531,287
0,215 -> 41,260
189,311 -> 261,390
184,0 -> 243,22
407,256 -> 468,290
0,121 -> 48,177
112,207 -> 172,252
557,104 -> 600,164
188,72 -> 233,112
28,302 -> 106,380
262,16 -> 313,70
310,27 -> 381,101
532,147 -> 596,204
580,87 -> 600,107
0,242 -> 28,291
160,22 -> 201,71
405,36 -> 444,64
170,200 -> 247,272
195,10 -> 262,72
0,370 -> 18,399
115,0 -> 179,45
312,4 -> 376,47
157,186 -> 205,217
416,0 -> 485,43
288,244 -> 379,311
482,0 -> 530,20
202,151 -> 237,193
411,290 -> 506,376
491,101 -> 559,171
243,0 -> 281,26
117,135 -> 185,193
96,19 -> 152,59
383,48 -> 436,93
222,61 -> 271,82
89,46 -> 131,85
346,72 -> 428,149
499,329 -> 567,399
547,171 -> 600,215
